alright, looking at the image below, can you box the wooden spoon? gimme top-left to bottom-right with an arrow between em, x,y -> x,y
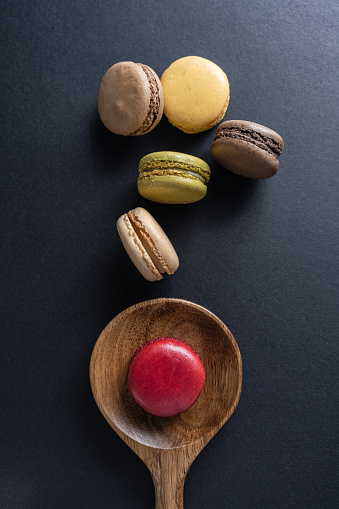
90,298 -> 242,509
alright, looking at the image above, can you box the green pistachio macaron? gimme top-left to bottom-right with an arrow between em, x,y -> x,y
137,151 -> 211,204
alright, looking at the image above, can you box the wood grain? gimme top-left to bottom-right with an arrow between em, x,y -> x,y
89,298 -> 242,508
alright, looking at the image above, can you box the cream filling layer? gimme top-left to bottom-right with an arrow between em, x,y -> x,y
123,215 -> 162,280
138,168 -> 207,184
128,212 -> 172,274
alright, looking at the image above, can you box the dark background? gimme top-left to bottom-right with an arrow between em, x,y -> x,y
1,1 -> 338,508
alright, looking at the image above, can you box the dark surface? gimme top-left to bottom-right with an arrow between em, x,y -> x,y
1,1 -> 338,508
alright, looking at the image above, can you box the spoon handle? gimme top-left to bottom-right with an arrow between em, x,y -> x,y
153,476 -> 184,509
148,448 -> 196,509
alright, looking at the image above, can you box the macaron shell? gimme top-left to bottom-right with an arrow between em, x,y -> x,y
129,207 -> 179,274
211,139 -> 280,178
161,56 -> 230,133
128,337 -> 205,417
211,120 -> 284,179
97,62 -> 164,136
117,213 -> 162,281
138,173 -> 207,204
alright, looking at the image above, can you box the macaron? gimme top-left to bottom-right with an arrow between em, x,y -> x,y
161,56 -> 230,133
116,207 -> 179,282
137,151 -> 211,204
211,120 -> 284,179
128,337 -> 205,417
97,61 -> 164,136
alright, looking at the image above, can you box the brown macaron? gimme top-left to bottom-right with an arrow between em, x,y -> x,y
97,61 -> 164,136
211,120 -> 284,179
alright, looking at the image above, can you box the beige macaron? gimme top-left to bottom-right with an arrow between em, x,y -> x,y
117,207 -> 179,281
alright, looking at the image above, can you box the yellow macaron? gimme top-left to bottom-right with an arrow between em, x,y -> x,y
161,56 -> 230,134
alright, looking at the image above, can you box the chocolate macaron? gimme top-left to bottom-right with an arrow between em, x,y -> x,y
97,61 -> 164,135
211,120 -> 284,179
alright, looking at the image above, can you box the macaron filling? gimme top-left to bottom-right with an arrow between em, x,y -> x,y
121,213 -> 162,280
139,161 -> 210,184
138,168 -> 207,185
127,210 -> 173,275
130,64 -> 162,136
214,126 -> 283,159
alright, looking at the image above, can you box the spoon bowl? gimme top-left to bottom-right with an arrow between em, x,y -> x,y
90,298 -> 242,508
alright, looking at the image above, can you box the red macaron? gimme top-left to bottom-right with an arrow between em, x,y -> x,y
128,337 -> 205,417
